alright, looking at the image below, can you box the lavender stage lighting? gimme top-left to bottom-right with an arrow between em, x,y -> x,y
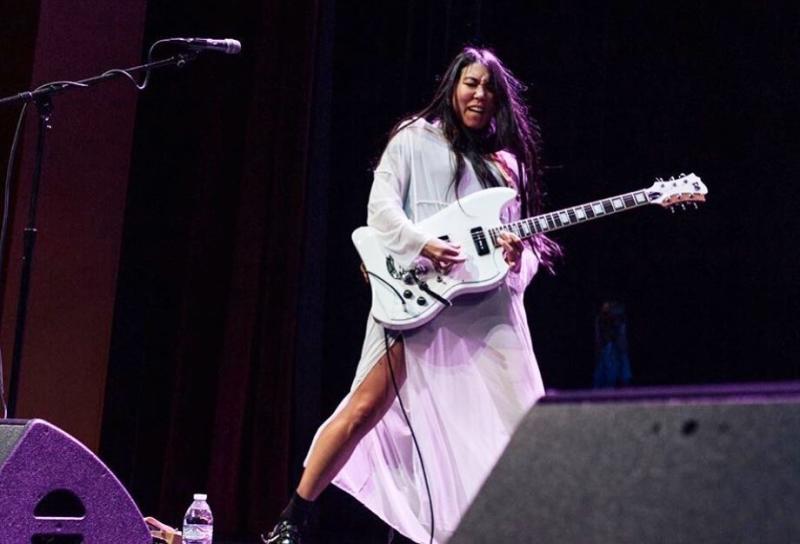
0,419 -> 151,543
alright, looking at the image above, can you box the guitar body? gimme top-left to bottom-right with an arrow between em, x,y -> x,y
352,173 -> 707,331
353,187 -> 517,331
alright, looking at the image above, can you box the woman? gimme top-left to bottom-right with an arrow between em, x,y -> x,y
264,46 -> 560,544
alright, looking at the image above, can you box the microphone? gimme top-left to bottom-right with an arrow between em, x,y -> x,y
177,38 -> 242,55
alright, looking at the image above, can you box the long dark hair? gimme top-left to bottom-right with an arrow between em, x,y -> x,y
391,46 -> 561,270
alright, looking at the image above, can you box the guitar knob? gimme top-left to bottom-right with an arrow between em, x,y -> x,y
403,273 -> 414,285
416,297 -> 428,306
403,290 -> 413,299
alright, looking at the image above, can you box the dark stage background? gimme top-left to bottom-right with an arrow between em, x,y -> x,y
1,1 -> 799,541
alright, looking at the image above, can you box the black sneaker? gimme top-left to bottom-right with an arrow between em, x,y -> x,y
261,519 -> 302,544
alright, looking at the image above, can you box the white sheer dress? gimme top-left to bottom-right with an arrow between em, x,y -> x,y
307,117 -> 545,543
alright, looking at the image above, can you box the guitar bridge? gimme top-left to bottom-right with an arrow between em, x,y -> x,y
386,255 -> 402,280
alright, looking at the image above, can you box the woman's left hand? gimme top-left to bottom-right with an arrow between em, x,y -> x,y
497,231 -> 524,273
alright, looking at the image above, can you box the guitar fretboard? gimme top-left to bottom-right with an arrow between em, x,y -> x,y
488,189 -> 652,244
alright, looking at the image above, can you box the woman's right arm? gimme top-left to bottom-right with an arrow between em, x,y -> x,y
367,126 -> 464,269
367,128 -> 429,267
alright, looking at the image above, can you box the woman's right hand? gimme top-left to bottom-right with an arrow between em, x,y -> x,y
421,238 -> 466,273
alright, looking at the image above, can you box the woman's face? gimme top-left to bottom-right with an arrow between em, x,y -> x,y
452,62 -> 496,131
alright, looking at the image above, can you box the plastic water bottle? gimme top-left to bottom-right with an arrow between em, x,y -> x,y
182,493 -> 213,544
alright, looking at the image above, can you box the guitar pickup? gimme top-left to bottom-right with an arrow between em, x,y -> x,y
470,227 -> 490,256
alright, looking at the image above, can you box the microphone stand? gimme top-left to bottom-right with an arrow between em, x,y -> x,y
0,51 -> 198,418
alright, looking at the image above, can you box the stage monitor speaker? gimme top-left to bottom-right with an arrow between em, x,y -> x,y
0,418 -> 151,544
450,383 -> 800,544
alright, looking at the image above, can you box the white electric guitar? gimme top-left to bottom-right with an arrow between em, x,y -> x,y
353,173 -> 707,331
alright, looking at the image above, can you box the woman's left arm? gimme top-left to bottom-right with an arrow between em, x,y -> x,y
506,244 -> 540,294
494,151 -> 540,294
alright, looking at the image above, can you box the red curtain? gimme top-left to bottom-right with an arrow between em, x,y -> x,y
159,1 -> 321,535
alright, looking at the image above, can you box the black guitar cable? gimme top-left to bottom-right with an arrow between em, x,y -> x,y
417,281 -> 451,307
383,329 -> 435,544
367,270 -> 406,306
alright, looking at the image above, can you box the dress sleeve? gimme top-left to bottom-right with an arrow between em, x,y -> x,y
367,127 -> 431,267
506,247 -> 540,294
496,151 -> 540,294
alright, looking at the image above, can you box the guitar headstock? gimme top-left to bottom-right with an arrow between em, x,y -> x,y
647,173 -> 708,209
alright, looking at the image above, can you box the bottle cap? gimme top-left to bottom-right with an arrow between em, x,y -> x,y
193,493 -> 208,501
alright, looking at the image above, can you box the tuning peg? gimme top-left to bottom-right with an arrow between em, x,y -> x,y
692,202 -> 698,210
680,203 -> 687,211
670,207 -> 676,214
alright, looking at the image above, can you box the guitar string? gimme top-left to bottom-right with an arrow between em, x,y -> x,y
490,189 -> 651,240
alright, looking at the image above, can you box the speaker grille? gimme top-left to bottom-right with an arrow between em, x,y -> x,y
452,388 -> 800,544
0,419 -> 28,466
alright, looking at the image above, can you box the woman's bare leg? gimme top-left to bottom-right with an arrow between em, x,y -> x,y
296,338 -> 406,500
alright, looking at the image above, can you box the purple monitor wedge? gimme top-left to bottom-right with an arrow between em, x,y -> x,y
0,419 -> 151,544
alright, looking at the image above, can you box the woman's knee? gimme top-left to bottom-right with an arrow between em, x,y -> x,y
342,339 -> 406,433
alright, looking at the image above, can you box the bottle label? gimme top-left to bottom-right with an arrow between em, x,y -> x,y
183,523 -> 213,543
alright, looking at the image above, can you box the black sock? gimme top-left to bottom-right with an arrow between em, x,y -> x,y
279,492 -> 314,527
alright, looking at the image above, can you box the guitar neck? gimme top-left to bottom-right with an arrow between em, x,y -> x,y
489,188 -> 652,244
